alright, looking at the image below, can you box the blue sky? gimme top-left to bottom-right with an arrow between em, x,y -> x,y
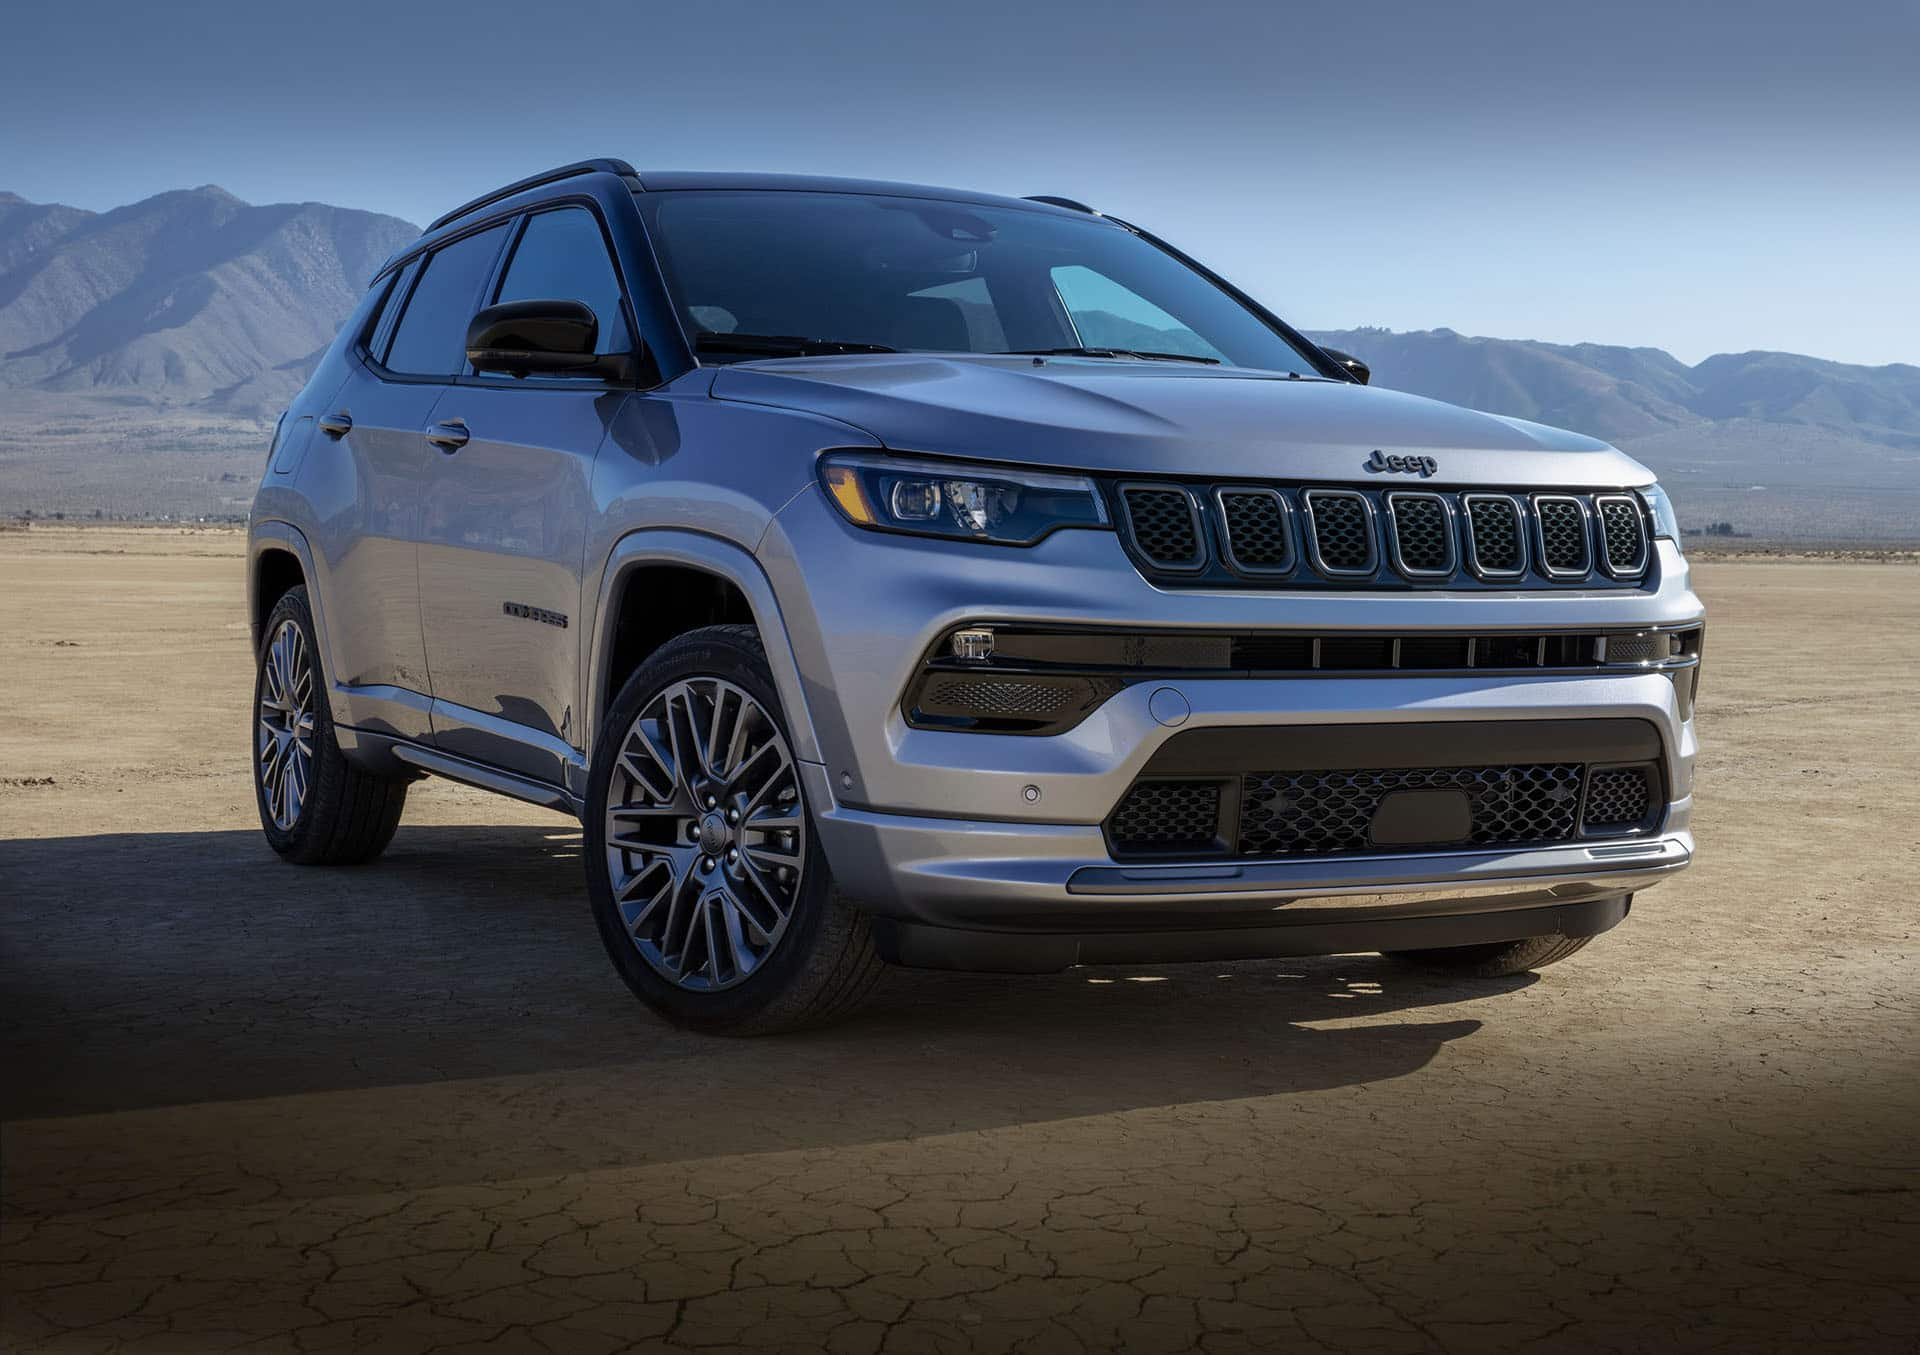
4,0 -> 1916,366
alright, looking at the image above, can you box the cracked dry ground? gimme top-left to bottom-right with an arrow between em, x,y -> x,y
1,528 -> 1915,1354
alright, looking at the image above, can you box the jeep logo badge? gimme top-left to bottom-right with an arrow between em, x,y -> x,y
1365,449 -> 1438,477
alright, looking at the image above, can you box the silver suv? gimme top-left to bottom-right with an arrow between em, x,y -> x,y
248,160 -> 1702,1032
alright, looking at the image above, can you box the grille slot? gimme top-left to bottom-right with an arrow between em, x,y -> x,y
1106,780 -> 1222,853
1386,492 -> 1455,577
1534,496 -> 1592,576
1120,486 -> 1204,569
1216,488 -> 1295,573
1595,495 -> 1649,576
1464,494 -> 1526,577
1236,763 -> 1584,858
1303,490 -> 1376,575
1582,765 -> 1656,833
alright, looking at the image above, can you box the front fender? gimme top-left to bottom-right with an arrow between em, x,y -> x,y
584,529 -> 827,770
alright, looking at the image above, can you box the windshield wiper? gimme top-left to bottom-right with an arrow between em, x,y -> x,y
1004,346 -> 1220,365
695,333 -> 897,357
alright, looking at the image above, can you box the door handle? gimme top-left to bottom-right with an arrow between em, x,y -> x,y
426,420 -> 469,452
318,412 -> 353,438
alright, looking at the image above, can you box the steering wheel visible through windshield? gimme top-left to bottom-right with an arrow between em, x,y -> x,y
633,190 -> 1324,375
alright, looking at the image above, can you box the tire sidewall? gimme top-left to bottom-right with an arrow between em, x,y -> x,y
584,629 -> 834,1033
253,587 -> 334,857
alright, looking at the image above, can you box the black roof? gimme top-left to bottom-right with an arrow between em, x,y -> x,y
629,171 -> 1088,217
426,160 -> 1090,233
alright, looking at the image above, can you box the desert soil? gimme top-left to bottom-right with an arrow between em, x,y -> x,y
1,526 -> 1915,1353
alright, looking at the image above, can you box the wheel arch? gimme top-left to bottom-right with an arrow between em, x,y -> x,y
249,522 -> 331,676
587,530 -> 825,767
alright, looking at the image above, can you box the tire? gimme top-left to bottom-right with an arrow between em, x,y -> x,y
585,624 -> 884,1035
253,585 -> 408,865
1384,931 -> 1595,979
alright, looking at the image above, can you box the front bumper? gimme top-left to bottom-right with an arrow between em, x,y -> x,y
810,757 -> 1687,969
763,487 -> 1701,967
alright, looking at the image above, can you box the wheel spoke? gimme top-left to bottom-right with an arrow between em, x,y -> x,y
618,720 -> 677,803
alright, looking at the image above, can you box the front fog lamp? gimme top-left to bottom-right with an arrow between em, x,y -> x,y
820,453 -> 1109,545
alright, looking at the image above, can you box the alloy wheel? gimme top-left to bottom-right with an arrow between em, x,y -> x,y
257,618 -> 315,831
604,677 -> 807,991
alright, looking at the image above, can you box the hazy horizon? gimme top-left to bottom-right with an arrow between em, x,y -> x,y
5,0 -> 1918,367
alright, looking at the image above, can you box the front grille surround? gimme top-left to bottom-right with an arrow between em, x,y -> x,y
1214,486 -> 1297,575
1532,494 -> 1594,578
1594,494 -> 1650,578
1383,491 -> 1459,579
1461,493 -> 1529,580
1301,489 -> 1379,577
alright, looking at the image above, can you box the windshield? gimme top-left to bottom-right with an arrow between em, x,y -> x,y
634,190 -> 1324,375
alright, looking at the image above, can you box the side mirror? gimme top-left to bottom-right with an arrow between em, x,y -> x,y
466,299 -> 633,380
1320,347 -> 1370,385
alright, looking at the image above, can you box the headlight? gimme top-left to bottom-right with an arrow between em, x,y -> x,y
819,453 -> 1109,545
1639,483 -> 1683,549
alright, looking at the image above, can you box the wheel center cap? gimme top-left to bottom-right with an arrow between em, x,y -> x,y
698,812 -> 730,855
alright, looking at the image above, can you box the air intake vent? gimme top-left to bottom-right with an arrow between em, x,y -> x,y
1237,763 -> 1584,857
1582,765 -> 1656,833
1386,493 -> 1454,577
1303,490 -> 1376,575
1464,495 -> 1525,577
1120,486 -> 1204,569
1534,496 -> 1592,577
1595,495 -> 1649,577
1216,488 -> 1295,572
922,677 -> 1076,718
1107,780 -> 1222,853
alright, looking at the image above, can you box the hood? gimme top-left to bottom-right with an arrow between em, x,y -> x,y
711,354 -> 1653,488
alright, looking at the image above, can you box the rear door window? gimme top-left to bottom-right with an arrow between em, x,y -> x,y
383,224 -> 510,376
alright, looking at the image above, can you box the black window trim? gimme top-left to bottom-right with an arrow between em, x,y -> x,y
360,214 -> 515,385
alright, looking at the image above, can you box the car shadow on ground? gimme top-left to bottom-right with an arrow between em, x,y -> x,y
2,824 -> 1530,1179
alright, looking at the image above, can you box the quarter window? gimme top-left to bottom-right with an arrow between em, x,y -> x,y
493,207 -> 632,358
383,224 -> 510,376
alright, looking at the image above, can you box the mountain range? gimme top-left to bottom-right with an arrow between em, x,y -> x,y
0,186 -> 416,417
3,185 -> 1916,538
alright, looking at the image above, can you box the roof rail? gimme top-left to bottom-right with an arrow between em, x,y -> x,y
427,158 -> 639,233
1023,194 -> 1098,214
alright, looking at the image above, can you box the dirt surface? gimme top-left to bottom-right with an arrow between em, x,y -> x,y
2,526 -> 1915,1353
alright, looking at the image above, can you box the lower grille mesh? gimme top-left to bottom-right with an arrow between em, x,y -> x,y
1238,763 -> 1583,857
1583,766 -> 1654,831
1106,780 -> 1220,852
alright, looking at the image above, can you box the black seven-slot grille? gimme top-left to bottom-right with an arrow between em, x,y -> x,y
1103,721 -> 1665,861
1110,481 -> 1652,589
